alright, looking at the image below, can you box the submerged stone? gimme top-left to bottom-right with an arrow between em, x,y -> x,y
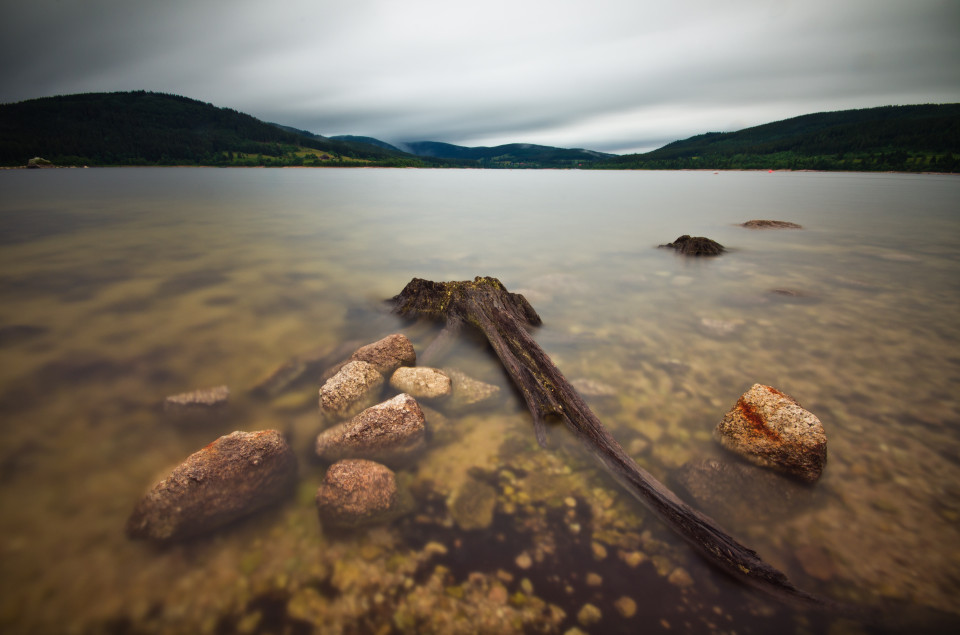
659,235 -> 725,256
319,360 -> 384,421
714,384 -> 827,482
674,458 -> 816,525
315,393 -> 426,467
163,385 -> 229,417
389,366 -> 452,400
444,367 -> 501,411
315,458 -> 407,529
741,219 -> 803,229
126,430 -> 297,541
450,475 -> 498,530
350,333 -> 417,375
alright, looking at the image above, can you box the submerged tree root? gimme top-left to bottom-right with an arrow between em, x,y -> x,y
392,276 -> 834,610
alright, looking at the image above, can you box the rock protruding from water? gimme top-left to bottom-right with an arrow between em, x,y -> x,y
126,430 -> 298,541
741,220 -> 803,229
714,384 -> 827,482
389,366 -> 452,400
659,235 -> 725,256
315,458 -> 407,528
315,393 -> 426,466
350,333 -> 417,375
444,368 -> 501,411
163,385 -> 230,417
319,360 -> 385,421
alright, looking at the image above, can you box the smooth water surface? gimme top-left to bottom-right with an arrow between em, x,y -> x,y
1,168 -> 959,633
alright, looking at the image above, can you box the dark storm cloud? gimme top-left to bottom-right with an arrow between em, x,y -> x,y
2,0 -> 958,154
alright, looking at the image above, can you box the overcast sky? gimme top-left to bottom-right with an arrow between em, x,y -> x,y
2,0 -> 958,154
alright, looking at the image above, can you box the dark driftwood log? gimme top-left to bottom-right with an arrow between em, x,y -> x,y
392,276 -> 824,607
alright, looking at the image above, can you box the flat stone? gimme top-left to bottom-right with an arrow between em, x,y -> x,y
673,458 -> 815,525
714,384 -> 827,482
163,385 -> 229,417
315,393 -> 426,467
389,366 -> 451,400
315,459 -> 407,529
319,360 -> 384,421
350,333 -> 416,375
444,368 -> 501,410
126,430 -> 297,541
741,219 -> 803,229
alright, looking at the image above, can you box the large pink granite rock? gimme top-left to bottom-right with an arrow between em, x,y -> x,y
714,384 -> 827,483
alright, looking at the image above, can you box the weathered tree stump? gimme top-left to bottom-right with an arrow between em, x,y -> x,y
392,276 -> 823,607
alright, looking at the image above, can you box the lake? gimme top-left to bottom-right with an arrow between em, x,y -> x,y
1,168 -> 959,634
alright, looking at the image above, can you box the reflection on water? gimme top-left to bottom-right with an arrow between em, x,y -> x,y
1,168 -> 959,633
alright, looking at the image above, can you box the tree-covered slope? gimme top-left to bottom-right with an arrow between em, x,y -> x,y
593,104 -> 960,172
401,141 -> 613,167
0,91 -> 423,166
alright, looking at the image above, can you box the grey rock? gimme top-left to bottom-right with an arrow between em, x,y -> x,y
315,393 -> 426,467
714,384 -> 827,482
444,368 -> 501,411
350,333 -> 416,375
389,366 -> 451,400
319,360 -> 384,421
126,430 -> 298,541
571,377 -> 620,411
659,235 -> 725,256
315,459 -> 408,529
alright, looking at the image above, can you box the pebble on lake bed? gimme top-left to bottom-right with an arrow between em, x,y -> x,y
126,430 -> 298,542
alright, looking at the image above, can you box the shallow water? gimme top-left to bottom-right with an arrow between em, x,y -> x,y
1,168 -> 959,633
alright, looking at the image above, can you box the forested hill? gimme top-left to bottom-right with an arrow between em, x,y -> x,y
0,91 -> 424,167
400,141 -> 613,166
592,104 -> 960,172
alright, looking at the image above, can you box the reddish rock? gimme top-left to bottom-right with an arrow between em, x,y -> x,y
350,333 -> 416,375
126,430 -> 298,541
315,459 -> 407,528
714,384 -> 827,482
315,393 -> 426,467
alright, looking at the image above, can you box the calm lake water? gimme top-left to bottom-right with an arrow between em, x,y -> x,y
1,168 -> 959,634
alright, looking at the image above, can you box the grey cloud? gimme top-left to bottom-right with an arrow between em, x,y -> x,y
2,0 -> 958,153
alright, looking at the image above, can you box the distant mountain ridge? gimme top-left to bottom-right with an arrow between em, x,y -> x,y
1,91 -> 956,171
592,103 -> 960,172
0,91 -> 423,167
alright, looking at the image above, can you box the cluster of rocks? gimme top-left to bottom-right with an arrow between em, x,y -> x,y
658,219 -> 803,258
314,333 -> 500,529
128,332 -> 502,541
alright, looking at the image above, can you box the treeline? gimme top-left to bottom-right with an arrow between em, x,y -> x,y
591,104 -> 960,172
0,91 -> 427,167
